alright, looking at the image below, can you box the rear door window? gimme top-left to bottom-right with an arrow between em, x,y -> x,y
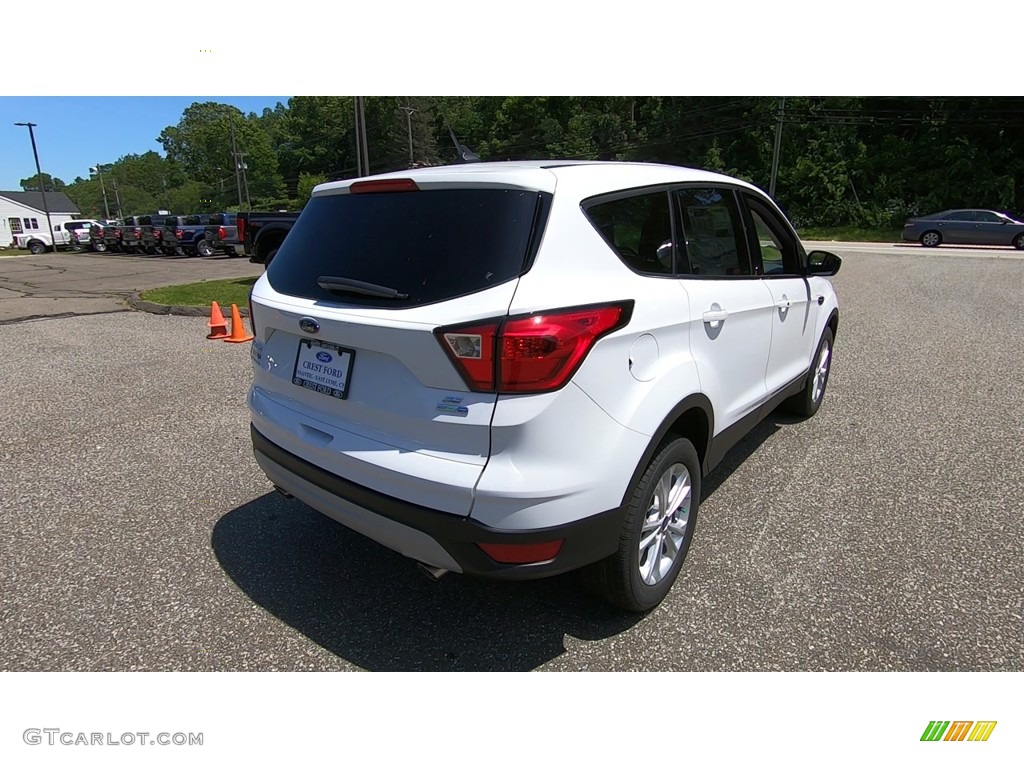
267,187 -> 550,308
674,188 -> 751,276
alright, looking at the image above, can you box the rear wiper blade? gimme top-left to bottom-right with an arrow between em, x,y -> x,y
317,276 -> 409,299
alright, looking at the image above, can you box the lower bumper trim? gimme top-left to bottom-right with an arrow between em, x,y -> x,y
251,425 -> 627,580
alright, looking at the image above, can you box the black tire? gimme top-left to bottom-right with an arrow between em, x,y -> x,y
195,239 -> 214,257
785,327 -> 834,418
1013,233 -> 1024,251
263,248 -> 279,267
584,436 -> 701,612
920,230 -> 942,247
28,240 -> 47,255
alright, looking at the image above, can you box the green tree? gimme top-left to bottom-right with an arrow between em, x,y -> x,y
20,172 -> 66,191
296,172 -> 327,203
158,101 -> 285,208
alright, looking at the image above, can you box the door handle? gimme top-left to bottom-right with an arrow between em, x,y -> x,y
775,296 -> 792,309
702,309 -> 729,324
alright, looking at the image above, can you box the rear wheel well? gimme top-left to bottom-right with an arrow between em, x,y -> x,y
256,232 -> 287,261
665,407 -> 710,471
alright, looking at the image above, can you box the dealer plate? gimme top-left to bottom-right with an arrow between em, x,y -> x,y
292,339 -> 355,400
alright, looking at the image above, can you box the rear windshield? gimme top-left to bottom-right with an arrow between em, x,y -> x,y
266,187 -> 548,307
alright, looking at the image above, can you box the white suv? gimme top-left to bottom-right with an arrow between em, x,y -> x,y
247,161 -> 840,611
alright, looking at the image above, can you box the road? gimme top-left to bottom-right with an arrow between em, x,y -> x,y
804,239 -> 1024,259
0,246 -> 1022,671
0,249 -> 264,324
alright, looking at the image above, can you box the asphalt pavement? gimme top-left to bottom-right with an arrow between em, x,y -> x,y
0,249 -> 264,324
1,247 -> 1022,671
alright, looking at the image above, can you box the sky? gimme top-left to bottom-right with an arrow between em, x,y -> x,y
1,97 -> 290,191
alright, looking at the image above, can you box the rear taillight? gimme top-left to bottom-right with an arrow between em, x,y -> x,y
133,228 -> 140,238
436,301 -> 633,394
153,229 -> 162,239
218,226 -> 227,240
175,229 -> 184,239
236,215 -> 246,243
248,294 -> 256,338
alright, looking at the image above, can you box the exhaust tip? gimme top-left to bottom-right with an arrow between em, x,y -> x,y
416,562 -> 449,582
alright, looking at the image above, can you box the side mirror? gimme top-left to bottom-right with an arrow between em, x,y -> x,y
807,250 -> 841,276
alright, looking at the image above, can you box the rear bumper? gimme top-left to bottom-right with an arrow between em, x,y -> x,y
251,425 -> 626,579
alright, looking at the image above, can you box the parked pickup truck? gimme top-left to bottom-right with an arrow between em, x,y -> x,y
158,215 -> 218,256
95,222 -> 126,253
201,212 -> 242,256
15,219 -> 104,254
139,214 -> 174,254
237,210 -> 301,266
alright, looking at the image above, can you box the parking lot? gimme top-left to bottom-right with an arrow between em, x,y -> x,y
1,246 -> 1022,671
0,249 -> 263,324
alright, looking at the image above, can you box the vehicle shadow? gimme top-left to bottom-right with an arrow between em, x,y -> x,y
211,412 -> 794,671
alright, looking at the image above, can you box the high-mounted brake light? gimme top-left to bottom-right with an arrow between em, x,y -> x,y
436,301 -> 633,394
349,178 -> 419,194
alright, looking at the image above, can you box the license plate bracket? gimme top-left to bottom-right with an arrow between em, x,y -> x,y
292,339 -> 355,400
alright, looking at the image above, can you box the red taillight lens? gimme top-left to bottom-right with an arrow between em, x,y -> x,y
236,215 -> 246,243
350,178 -> 419,194
133,228 -> 140,237
175,229 -> 184,239
436,301 -> 633,394
218,226 -> 227,240
477,540 -> 564,564
114,228 -> 121,237
153,229 -> 162,239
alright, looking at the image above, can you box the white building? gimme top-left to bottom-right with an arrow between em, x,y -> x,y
0,191 -> 80,248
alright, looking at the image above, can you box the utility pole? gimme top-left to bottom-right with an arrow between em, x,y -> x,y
229,113 -> 244,209
14,122 -> 56,251
399,104 -> 417,166
354,97 -> 370,176
110,177 -> 123,220
769,96 -> 786,198
237,152 -> 252,210
90,164 -> 111,220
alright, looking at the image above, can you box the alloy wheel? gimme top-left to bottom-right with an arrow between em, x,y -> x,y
638,463 -> 692,586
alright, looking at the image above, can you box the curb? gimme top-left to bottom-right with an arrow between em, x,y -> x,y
128,293 -> 249,317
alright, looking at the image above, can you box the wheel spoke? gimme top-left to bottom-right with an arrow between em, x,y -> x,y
649,534 -> 663,582
666,518 -> 689,539
638,527 -> 660,553
666,473 -> 691,516
655,473 -> 672,515
663,529 -> 679,561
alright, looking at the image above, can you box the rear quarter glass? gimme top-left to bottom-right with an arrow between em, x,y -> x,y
265,188 -> 551,308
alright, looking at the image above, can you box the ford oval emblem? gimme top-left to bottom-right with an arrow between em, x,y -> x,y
316,351 -> 332,363
298,317 -> 320,335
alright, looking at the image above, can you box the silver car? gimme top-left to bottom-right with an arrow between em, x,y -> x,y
902,209 -> 1024,249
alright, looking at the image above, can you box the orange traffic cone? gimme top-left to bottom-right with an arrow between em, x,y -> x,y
207,301 -> 229,339
224,303 -> 254,343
